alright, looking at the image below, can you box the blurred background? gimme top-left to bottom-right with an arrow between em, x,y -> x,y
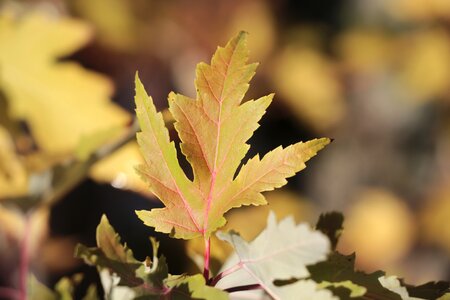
0,0 -> 449,297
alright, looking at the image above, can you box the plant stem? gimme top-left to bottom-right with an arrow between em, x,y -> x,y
224,284 -> 261,293
0,287 -> 20,299
203,237 -> 211,280
209,262 -> 243,286
19,213 -> 32,300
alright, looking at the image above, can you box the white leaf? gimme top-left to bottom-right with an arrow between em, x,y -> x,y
217,212 -> 331,300
378,276 -> 425,300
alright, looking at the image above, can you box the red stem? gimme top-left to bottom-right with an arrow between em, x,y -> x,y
209,262 -> 243,286
203,237 -> 211,280
19,214 -> 32,300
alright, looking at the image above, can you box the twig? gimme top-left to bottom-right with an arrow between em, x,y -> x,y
209,262 -> 243,286
224,284 -> 261,293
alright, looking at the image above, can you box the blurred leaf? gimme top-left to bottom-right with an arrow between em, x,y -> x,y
75,126 -> 124,161
217,212 -> 330,298
398,30 -> 450,102
28,274 -> 56,300
226,1 -> 275,61
336,30 -> 394,73
384,0 -> 450,22
337,189 -> 415,270
54,274 -> 84,300
82,285 -> 99,300
0,9 -> 130,153
90,141 -> 152,196
315,212 -> 344,250
420,184 -> 450,254
308,252 -> 402,300
72,0 -> 138,51
272,46 -> 345,131
0,126 -> 27,198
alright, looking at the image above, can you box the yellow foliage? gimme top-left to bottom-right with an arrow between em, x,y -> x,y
72,0 -> 138,51
90,141 -> 152,196
336,30 -> 394,73
272,47 -> 345,132
338,189 -> 415,271
386,0 -> 450,22
0,126 -> 27,198
0,10 -> 130,154
420,184 -> 450,254
398,30 -> 450,102
226,1 -> 275,61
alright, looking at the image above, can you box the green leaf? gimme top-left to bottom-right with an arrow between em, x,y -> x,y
135,237 -> 169,290
308,252 -> 402,300
217,212 -> 330,299
81,285 -> 99,300
134,31 -> 330,239
75,215 -> 172,298
316,212 -> 344,249
166,274 -> 229,300
438,294 -> 450,300
318,280 -> 367,298
75,214 -> 143,287
404,281 -> 450,299
28,275 -> 57,300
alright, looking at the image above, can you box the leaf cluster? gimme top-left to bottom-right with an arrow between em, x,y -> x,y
72,33 -> 449,299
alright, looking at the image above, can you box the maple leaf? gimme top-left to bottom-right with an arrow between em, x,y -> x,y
307,252 -> 402,300
216,212 -> 330,299
0,10 -> 130,153
135,32 -> 330,239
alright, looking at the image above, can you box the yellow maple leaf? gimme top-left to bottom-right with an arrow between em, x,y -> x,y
0,10 -> 130,154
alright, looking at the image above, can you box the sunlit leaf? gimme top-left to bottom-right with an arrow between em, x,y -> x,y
135,32 -> 330,239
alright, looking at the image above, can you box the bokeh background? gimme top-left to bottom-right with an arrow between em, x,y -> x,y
0,0 -> 449,297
